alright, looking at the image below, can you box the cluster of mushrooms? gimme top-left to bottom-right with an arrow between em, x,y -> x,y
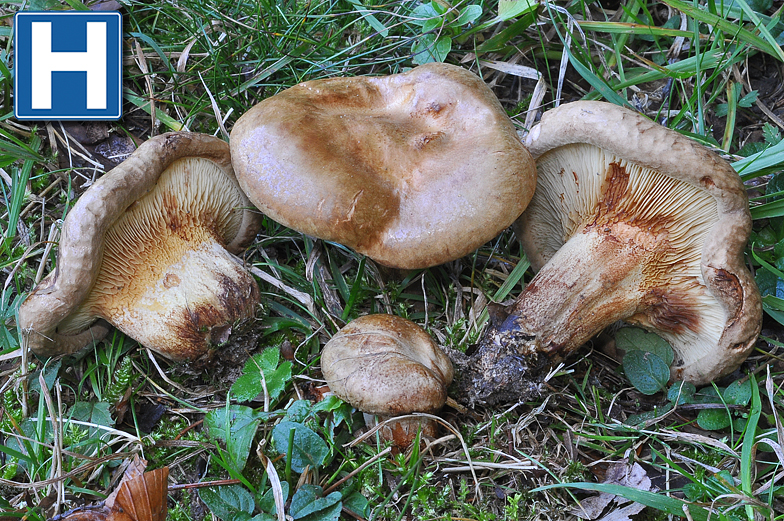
18,63 -> 762,430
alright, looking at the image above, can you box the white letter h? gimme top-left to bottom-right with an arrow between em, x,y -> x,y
30,22 -> 107,110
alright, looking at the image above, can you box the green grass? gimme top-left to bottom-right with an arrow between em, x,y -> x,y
2,0 -> 784,520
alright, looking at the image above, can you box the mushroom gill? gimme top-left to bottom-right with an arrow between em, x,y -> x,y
19,133 -> 262,362
491,100 -> 760,388
509,143 -> 726,368
58,157 -> 259,360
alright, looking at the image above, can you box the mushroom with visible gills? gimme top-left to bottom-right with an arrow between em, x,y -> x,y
487,101 -> 761,386
321,314 -> 454,447
19,132 -> 262,362
230,62 -> 536,269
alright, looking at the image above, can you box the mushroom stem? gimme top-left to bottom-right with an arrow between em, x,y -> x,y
89,235 -> 259,361
454,101 -> 761,406
19,133 -> 262,362
498,226 -> 656,358
365,413 -> 438,451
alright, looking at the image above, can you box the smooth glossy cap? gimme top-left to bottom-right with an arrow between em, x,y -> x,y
230,63 -> 536,269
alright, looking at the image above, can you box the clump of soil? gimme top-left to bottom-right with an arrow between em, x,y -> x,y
174,316 -> 266,385
448,321 -> 549,409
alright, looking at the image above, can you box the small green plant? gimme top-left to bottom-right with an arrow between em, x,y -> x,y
0,291 -> 22,352
692,379 -> 752,431
620,327 -> 754,432
682,469 -> 739,503
205,404 -> 268,476
750,158 -> 784,326
617,327 -> 674,395
199,485 -> 269,521
504,492 -> 525,520
714,86 -> 757,117
68,400 -> 115,441
411,472 -> 450,517
230,346 -> 292,405
168,491 -> 194,521
272,419 -> 330,476
627,378 -> 753,433
200,397 -> 370,521
102,356 -> 134,406
408,1 -> 483,64
78,334 -> 132,402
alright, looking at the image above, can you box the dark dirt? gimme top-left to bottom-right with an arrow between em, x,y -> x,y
173,314 -> 267,386
448,320 -> 549,409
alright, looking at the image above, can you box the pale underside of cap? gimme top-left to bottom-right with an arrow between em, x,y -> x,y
19,133 -> 262,360
514,101 -> 761,384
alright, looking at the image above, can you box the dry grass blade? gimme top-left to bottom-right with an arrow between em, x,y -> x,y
478,59 -> 541,80
198,71 -> 230,140
248,264 -> 315,315
0,452 -> 137,490
766,366 -> 784,444
643,429 -> 739,457
39,372 -> 63,511
440,459 -> 536,472
133,39 -> 157,137
258,452 -> 286,521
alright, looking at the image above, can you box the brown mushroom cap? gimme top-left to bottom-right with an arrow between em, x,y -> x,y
230,63 -> 536,269
320,314 -> 454,416
503,100 -> 761,385
19,132 -> 262,361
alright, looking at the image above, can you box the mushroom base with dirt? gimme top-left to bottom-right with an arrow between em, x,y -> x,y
19,133 -> 262,362
447,333 -> 549,409
453,101 -> 761,405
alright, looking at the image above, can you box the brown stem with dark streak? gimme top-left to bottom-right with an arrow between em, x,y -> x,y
499,226 -> 654,358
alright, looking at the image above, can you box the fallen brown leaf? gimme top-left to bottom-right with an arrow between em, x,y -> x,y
52,456 -> 168,521
105,467 -> 169,521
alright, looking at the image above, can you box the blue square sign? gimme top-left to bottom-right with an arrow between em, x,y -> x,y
14,11 -> 122,120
